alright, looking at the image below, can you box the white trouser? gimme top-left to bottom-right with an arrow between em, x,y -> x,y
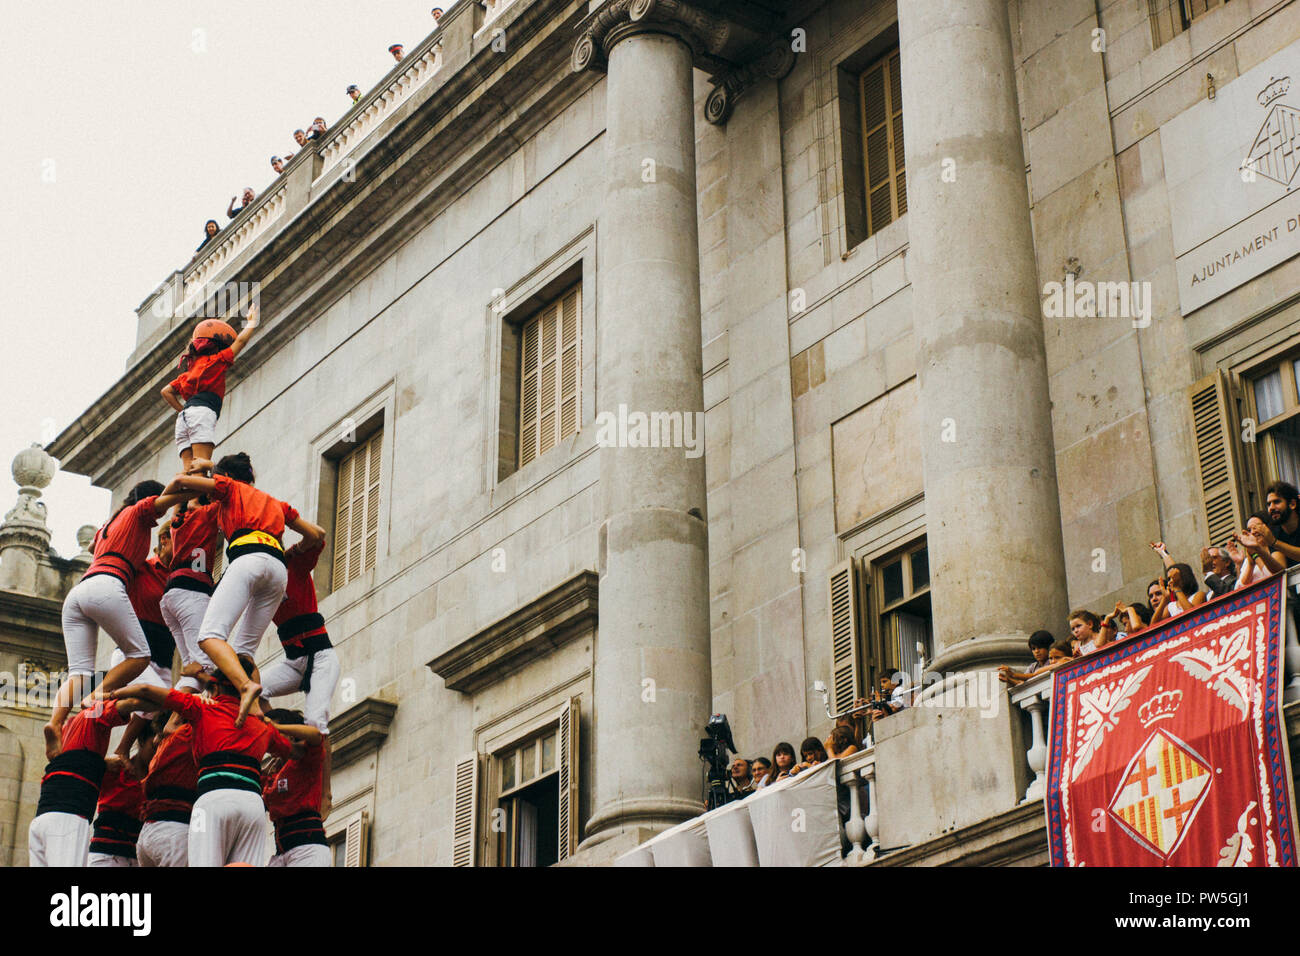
188,789 -> 267,867
268,843 -> 331,867
61,575 -> 150,676
137,820 -> 190,867
29,812 -> 90,867
161,587 -> 215,691
260,647 -> 340,731
198,553 -> 288,658
108,648 -> 171,705
88,851 -> 137,867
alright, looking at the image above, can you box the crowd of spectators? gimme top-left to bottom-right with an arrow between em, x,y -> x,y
999,479 -> 1300,687
189,5 -> 452,263
717,482 -> 1300,804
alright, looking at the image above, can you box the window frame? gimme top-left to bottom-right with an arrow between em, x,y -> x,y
858,46 -> 906,239
1148,0 -> 1231,48
867,534 -> 932,687
517,283 -> 582,471
1243,347 -> 1300,496
309,383 -> 395,596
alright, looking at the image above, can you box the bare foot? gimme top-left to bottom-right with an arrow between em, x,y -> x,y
43,722 -> 62,760
235,682 -> 262,727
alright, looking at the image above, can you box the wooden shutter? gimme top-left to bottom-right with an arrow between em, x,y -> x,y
452,752 -> 480,867
1190,370 -> 1246,548
518,286 -> 581,468
828,560 -> 862,716
332,431 -> 382,589
860,49 -> 905,237
556,697 -> 579,862
341,809 -> 369,867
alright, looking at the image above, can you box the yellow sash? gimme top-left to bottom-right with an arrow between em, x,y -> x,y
229,530 -> 283,552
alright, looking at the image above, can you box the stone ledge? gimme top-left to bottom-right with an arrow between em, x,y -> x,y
869,799 -> 1048,867
428,570 -> 598,693
329,696 -> 398,768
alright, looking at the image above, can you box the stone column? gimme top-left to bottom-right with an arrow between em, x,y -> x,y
575,7 -> 712,843
897,0 -> 1068,672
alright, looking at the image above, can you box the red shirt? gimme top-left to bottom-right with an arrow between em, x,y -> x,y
165,689 -> 291,761
210,474 -> 298,541
85,497 -> 160,584
144,724 -> 199,792
96,766 -> 144,819
274,541 -> 324,628
168,502 -> 221,587
129,555 -> 168,625
60,703 -> 129,757
263,740 -> 325,821
169,348 -> 235,402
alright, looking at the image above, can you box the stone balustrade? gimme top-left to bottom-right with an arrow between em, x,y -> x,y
317,41 -> 444,178
1009,670 -> 1052,805
476,0 -> 517,36
182,186 -> 287,309
836,745 -> 878,865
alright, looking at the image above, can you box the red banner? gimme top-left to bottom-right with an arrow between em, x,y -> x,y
1047,574 -> 1298,866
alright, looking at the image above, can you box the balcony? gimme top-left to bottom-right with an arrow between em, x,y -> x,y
476,0 -> 519,37
316,40 -> 444,182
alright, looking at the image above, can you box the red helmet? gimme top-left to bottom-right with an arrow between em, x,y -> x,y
193,319 -> 236,346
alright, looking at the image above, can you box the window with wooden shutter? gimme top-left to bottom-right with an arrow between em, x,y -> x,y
328,808 -> 370,867
828,560 -> 862,716
332,430 -> 383,590
1190,370 -> 1247,548
519,286 -> 581,468
557,697 -> 579,862
452,752 -> 480,867
860,48 -> 905,238
491,698 -> 579,867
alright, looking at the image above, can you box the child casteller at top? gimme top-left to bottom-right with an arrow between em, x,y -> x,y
161,302 -> 259,471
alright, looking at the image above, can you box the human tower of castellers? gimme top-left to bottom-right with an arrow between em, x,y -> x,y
29,303 -> 343,867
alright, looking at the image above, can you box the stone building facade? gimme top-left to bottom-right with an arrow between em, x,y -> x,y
0,446 -> 94,867
39,0 -> 1300,865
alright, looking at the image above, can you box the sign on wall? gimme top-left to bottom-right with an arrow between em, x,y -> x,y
1162,43 -> 1300,314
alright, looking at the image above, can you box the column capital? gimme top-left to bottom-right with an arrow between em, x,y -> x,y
571,0 -> 794,125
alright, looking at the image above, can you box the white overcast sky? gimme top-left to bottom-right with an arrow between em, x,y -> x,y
0,0 -> 457,556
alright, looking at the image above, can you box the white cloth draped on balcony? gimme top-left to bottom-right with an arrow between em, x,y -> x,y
615,760 -> 843,867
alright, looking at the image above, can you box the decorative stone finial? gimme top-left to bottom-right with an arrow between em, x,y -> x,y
13,443 -> 56,494
75,524 -> 96,561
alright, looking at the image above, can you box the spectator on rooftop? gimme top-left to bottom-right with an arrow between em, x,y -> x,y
751,756 -> 772,789
227,187 -> 255,219
790,737 -> 828,776
1266,480 -> 1300,565
347,84 -> 361,104
389,43 -> 405,62
293,129 -> 308,148
431,6 -> 444,23
271,156 -> 286,174
998,629 -> 1055,686
770,742 -> 797,784
191,219 -> 220,262
307,117 -> 328,141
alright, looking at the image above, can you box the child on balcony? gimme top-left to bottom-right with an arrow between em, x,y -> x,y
998,630 -> 1056,686
161,302 -> 258,473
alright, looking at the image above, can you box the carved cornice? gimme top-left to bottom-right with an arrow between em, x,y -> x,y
329,696 -> 398,767
572,0 -> 795,125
